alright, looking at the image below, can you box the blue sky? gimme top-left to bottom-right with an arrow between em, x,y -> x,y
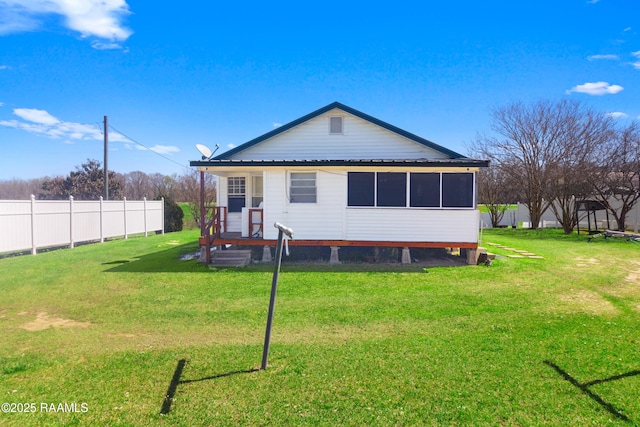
1,0 -> 639,180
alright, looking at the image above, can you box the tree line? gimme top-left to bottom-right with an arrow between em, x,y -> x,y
472,99 -> 639,233
0,159 -> 217,228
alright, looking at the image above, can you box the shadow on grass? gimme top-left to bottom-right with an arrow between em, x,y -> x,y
103,242 -> 208,273
160,359 -> 259,415
544,360 -> 640,423
102,242 -> 470,274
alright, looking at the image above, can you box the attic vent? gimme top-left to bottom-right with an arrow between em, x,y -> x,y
329,116 -> 343,134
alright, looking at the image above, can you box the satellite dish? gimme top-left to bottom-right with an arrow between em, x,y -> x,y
196,144 -> 213,160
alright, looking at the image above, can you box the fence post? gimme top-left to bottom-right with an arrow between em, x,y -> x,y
100,196 -> 104,243
69,195 -> 74,249
161,197 -> 165,235
123,197 -> 128,239
144,197 -> 148,237
30,194 -> 36,255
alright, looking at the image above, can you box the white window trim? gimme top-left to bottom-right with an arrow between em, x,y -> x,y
288,171 -> 318,204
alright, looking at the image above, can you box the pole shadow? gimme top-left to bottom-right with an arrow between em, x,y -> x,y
160,358 -> 259,415
544,360 -> 639,423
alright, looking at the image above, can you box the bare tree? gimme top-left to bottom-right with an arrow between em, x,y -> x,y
545,106 -> 614,233
122,171 -> 153,199
0,178 -> 47,199
179,169 -> 216,227
590,121 -> 640,231
475,164 -> 516,227
475,99 -> 610,230
148,173 -> 180,201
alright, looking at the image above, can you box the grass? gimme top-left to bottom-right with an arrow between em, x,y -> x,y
0,228 -> 639,425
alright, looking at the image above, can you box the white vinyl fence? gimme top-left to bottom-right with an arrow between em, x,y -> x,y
0,196 -> 164,255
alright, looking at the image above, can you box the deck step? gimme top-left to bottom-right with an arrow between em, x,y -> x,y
210,250 -> 252,267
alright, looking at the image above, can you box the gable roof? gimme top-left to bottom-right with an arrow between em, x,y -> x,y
214,102 -> 465,160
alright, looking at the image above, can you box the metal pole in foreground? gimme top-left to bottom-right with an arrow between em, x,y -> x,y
261,222 -> 293,370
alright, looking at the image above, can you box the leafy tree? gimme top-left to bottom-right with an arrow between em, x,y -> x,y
39,159 -> 123,200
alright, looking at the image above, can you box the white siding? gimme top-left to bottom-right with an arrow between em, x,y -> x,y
346,208 -> 479,243
257,168 -> 479,243
263,170 -> 346,240
226,109 -> 450,161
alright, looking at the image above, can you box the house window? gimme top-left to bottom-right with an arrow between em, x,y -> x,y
410,173 -> 440,207
290,172 -> 316,203
348,172 -> 375,206
377,172 -> 406,207
251,175 -> 263,207
442,173 -> 474,208
329,116 -> 343,134
228,176 -> 246,212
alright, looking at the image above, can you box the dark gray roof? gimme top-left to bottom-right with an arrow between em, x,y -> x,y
190,158 -> 489,168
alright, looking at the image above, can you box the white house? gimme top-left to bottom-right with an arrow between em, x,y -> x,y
191,102 -> 489,264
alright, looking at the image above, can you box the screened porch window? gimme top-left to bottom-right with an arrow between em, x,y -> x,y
410,173 -> 440,207
442,173 -> 474,208
376,172 -> 406,207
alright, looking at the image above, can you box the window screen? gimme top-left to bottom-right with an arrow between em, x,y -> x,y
377,172 -> 406,207
348,172 -> 375,206
329,116 -> 343,134
442,173 -> 474,208
410,173 -> 440,207
290,172 -> 316,203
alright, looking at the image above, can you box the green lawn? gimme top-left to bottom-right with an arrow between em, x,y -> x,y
0,229 -> 639,426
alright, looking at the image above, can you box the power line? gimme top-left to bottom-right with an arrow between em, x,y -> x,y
108,124 -> 190,171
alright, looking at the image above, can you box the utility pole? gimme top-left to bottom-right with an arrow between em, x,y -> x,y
104,115 -> 109,200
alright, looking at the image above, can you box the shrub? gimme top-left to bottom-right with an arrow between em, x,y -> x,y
158,196 -> 184,232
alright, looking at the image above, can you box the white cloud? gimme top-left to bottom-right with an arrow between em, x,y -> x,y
227,144 -> 236,149
14,108 -> 60,125
273,122 -> 282,128
586,0 -> 600,3
606,112 -> 629,119
0,0 -> 132,46
566,81 -> 624,96
587,54 -> 619,61
0,65 -> 8,70
136,145 -> 180,155
0,102 -> 4,107
0,107 -> 130,143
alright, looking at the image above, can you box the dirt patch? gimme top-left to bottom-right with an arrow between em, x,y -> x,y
105,333 -> 151,338
574,257 -> 601,267
557,290 -> 620,316
624,260 -> 640,284
20,312 -> 91,332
